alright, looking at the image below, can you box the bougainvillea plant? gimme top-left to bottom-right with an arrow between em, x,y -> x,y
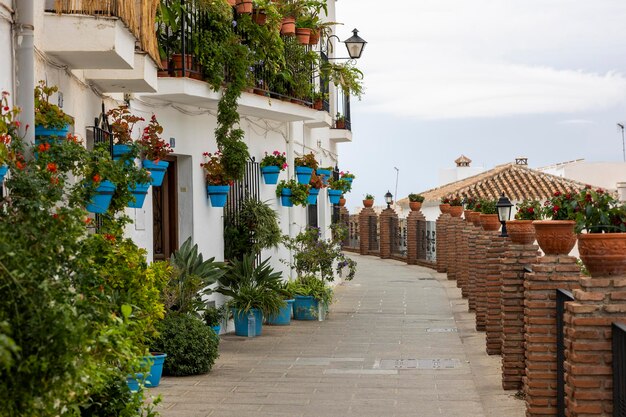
260,150 -> 288,170
542,190 -> 577,220
574,186 -> 626,233
107,106 -> 144,145
514,199 -> 541,220
138,115 -> 172,162
201,151 -> 230,185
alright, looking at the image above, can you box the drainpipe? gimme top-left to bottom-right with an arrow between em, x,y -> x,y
15,0 -> 35,148
286,122 -> 295,279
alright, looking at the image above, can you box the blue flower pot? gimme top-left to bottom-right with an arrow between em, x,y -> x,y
0,165 -> 8,183
316,169 -> 332,185
212,324 -> 221,335
267,299 -> 294,325
232,308 -> 263,337
342,177 -> 353,185
86,180 -> 116,214
142,159 -> 169,187
112,144 -> 134,162
35,124 -> 69,138
328,189 -> 342,205
261,166 -> 280,185
144,353 -> 167,388
127,183 -> 150,208
295,166 -> 313,185
307,188 -> 319,205
293,296 -> 319,320
280,188 -> 293,207
126,373 -> 145,392
207,185 -> 230,207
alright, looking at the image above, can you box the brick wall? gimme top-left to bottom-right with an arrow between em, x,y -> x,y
523,256 -> 581,414
436,212 -> 450,273
564,276 -> 626,416
467,222 -> 481,311
474,229 -> 494,331
379,208 -> 397,259
359,207 -> 376,255
485,235 -> 509,356
447,217 -> 463,281
406,209 -> 425,265
457,220 -> 472,298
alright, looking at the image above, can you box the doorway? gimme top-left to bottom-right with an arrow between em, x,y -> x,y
153,156 -> 178,260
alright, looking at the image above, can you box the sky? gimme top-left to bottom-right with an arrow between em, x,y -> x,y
333,0 -> 626,209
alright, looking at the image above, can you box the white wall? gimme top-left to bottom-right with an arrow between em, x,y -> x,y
539,161 -> 626,191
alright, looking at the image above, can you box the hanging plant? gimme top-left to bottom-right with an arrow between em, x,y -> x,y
276,179 -> 309,207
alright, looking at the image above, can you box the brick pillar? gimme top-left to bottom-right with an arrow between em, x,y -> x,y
359,208 -> 375,255
457,220 -> 472,296
499,243 -> 539,388
523,256 -> 581,415
447,217 -> 463,281
475,229 -> 495,331
406,209 -> 425,265
467,222 -> 481,311
379,208 -> 397,259
485,236 -> 509,355
564,276 -> 626,416
436,212 -> 450,273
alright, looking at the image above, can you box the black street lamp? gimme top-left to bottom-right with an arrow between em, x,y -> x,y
385,191 -> 393,209
325,29 -> 367,60
496,192 -> 513,237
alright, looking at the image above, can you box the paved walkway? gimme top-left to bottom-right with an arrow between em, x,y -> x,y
154,254 -> 525,417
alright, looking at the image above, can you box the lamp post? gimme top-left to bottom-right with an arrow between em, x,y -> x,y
385,191 -> 393,210
324,29 -> 367,61
496,192 -> 513,237
393,167 -> 399,209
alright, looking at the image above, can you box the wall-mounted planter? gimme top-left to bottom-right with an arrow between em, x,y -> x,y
128,182 -> 150,208
35,124 -> 69,139
232,308 -> 263,337
86,180 -> 116,214
307,188 -> 319,205
142,159 -> 169,187
281,16 -> 296,36
261,165 -> 280,185
280,188 -> 293,207
295,166 -> 313,184
342,177 -> 353,185
112,144 -> 133,161
236,0 -> 253,14
0,165 -> 8,183
328,189 -> 342,205
207,184 -> 230,207
267,299 -> 295,325
212,324 -> 221,335
293,296 -> 318,320
316,168 -> 332,184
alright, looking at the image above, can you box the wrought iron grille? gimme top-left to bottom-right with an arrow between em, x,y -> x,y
332,92 -> 352,131
391,217 -> 407,257
331,167 -> 340,224
556,288 -> 575,417
87,103 -> 114,234
418,220 -> 436,261
345,214 -> 359,249
614,322 -> 626,417
307,203 -> 318,228
368,215 -> 379,252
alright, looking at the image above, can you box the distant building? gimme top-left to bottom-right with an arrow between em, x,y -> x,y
536,159 -> 626,191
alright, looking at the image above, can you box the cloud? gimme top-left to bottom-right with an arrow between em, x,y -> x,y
336,0 -> 626,120
557,119 -> 597,126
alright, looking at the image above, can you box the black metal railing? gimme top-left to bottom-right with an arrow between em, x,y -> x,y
345,214 -> 359,249
331,167 -> 341,224
613,322 -> 626,416
368,215 -> 379,252
391,217 -> 407,258
418,220 -> 436,261
333,92 -> 351,131
556,288 -> 575,417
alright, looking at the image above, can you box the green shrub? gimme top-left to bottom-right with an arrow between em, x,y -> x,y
153,314 -> 219,376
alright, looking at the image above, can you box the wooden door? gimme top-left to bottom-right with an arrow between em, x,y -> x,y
153,157 -> 178,260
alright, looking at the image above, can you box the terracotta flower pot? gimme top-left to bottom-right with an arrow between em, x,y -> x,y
439,204 -> 451,214
339,198 -> 346,207
171,54 -> 193,78
532,220 -> 576,256
463,210 -> 473,221
309,29 -> 320,45
506,220 -> 536,245
227,0 -> 236,5
363,199 -> 374,208
449,206 -> 463,217
578,233 -> 626,277
465,211 -> 478,224
335,120 -> 346,129
409,201 -> 422,211
296,28 -> 311,44
281,17 -> 296,36
252,9 -> 267,25
472,214 -> 482,227
313,99 -> 323,110
479,214 -> 500,231
236,0 -> 253,14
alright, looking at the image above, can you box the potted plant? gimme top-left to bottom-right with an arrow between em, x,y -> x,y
316,165 -> 333,185
291,275 -> 333,320
506,199 -> 541,244
408,193 -> 424,211
328,178 -> 349,205
294,152 -> 318,184
439,196 -> 451,214
448,195 -> 464,217
307,172 -> 324,205
266,281 -> 296,326
334,113 -> 346,129
575,187 -> 626,277
312,91 -> 327,110
363,193 -> 374,208
203,305 -> 227,334
236,0 -> 253,14
276,178 -> 309,207
216,254 -> 285,337
463,196 -> 479,222
260,150 -> 287,185
107,105 -> 144,161
320,60 -> 365,100
139,114 -> 172,187
201,151 -> 231,207
340,171 -> 355,185
0,91 -> 19,183
477,198 -> 500,231
533,191 -> 577,255
34,81 -> 74,139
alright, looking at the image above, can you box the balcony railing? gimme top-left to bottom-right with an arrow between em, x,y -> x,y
333,92 -> 351,131
47,0 -> 161,66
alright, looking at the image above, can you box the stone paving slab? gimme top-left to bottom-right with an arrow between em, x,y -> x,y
153,255 -> 525,417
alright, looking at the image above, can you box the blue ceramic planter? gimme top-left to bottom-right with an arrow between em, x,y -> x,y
207,185 -> 230,207
343,177 -> 354,185
126,373 -> 145,392
232,308 -> 263,337
316,169 -> 332,184
142,159 -> 169,187
280,188 -> 293,207
128,183 -> 150,208
35,124 -> 69,138
212,324 -> 221,335
328,189 -> 342,205
307,188 -> 319,205
144,353 -> 167,387
86,180 -> 116,214
295,166 -> 313,184
293,296 -> 319,320
0,165 -> 8,183
267,299 -> 294,325
261,166 -> 280,185
112,144 -> 133,162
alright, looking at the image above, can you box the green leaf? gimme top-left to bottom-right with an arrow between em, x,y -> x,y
121,304 -> 132,319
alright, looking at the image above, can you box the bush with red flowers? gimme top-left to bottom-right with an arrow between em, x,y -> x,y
542,190 -> 577,220
574,186 -> 626,233
139,114 -> 172,162
260,150 -> 288,170
201,151 -> 231,185
514,199 -> 542,220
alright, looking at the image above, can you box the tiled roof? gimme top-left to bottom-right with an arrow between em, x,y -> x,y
455,155 -> 472,165
399,163 -> 601,204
